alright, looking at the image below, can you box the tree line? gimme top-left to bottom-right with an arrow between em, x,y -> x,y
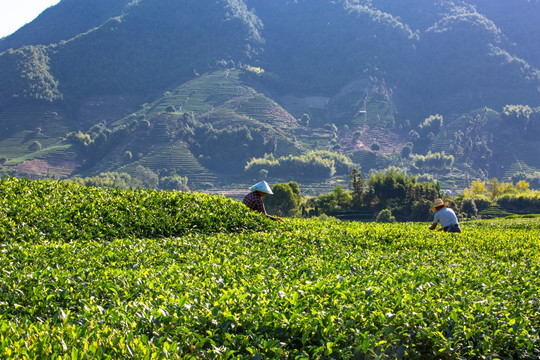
245,150 -> 353,181
263,169 -> 540,221
263,168 -> 441,222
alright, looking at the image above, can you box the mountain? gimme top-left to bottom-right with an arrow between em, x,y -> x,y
1,0 -> 540,191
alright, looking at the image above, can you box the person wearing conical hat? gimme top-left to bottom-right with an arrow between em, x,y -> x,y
242,181 -> 283,222
428,198 -> 461,233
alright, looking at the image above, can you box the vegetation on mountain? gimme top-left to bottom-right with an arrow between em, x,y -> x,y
1,0 -> 540,191
245,151 -> 353,181
0,46 -> 61,102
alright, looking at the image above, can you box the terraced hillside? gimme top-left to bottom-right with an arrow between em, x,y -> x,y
0,105 -> 79,178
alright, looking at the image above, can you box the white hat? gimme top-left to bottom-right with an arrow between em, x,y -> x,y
249,180 -> 273,195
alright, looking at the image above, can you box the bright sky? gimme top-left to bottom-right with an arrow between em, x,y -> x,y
0,0 -> 61,38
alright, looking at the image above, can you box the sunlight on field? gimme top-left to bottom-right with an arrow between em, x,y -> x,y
1,177 -> 539,359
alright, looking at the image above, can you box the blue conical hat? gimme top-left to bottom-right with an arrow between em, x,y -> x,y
249,180 -> 273,195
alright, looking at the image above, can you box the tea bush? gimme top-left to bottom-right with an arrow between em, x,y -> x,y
1,178 -> 539,359
0,177 -> 270,242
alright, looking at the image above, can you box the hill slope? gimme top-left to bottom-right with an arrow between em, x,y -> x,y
1,0 -> 540,188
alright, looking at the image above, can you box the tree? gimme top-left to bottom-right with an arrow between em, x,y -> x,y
29,141 -> 42,152
467,180 -> 487,196
133,165 -> 159,189
265,182 -> 302,217
461,198 -> 478,218
376,209 -> 395,223
124,151 -> 133,162
332,186 -> 352,210
419,114 -> 443,136
368,168 -> 411,206
408,130 -> 420,143
410,199 -> 432,221
516,180 -> 530,192
401,143 -> 413,158
299,113 -> 311,127
160,175 -> 189,191
349,168 -> 365,208
502,104 -> 532,131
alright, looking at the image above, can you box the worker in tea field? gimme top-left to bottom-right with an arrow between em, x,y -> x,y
429,198 -> 461,233
243,181 -> 283,222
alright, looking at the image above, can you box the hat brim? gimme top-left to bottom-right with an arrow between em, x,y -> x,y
251,188 -> 273,195
430,204 -> 446,210
249,181 -> 273,194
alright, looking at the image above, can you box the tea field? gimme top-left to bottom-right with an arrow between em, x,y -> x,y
1,177 -> 539,359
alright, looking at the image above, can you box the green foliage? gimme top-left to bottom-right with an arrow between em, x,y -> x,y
461,197 -> 478,218
0,177 -> 269,242
298,113 -> 311,127
71,172 -> 143,190
1,180 -> 539,358
48,0 -> 263,99
502,104 -> 533,130
368,168 -> 440,220
400,142 -> 413,158
2,1 -> 540,188
191,124 -> 273,173
376,208 -> 395,223
307,186 -> 353,215
28,141 -> 42,152
368,168 -> 414,206
457,195 -> 492,213
411,115 -> 444,154
501,105 -> 540,137
512,171 -> 540,190
370,141 -> 381,151
497,192 -> 540,213
245,151 -> 353,180
349,168 -> 366,209
412,151 -> 454,170
254,0 -> 417,93
264,181 -> 303,217
66,121 -> 140,170
72,171 -> 189,192
418,114 -> 443,136
0,46 -> 62,102
410,198 -> 433,222
160,174 -> 189,191
132,165 -> 159,189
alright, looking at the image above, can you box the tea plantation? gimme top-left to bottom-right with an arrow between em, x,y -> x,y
1,177 -> 539,359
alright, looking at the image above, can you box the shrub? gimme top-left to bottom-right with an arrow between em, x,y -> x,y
410,199 -> 432,221
29,141 -> 42,152
124,151 -> 133,161
470,196 -> 492,212
498,193 -> 540,212
461,198 -> 478,218
376,209 -> 395,223
160,175 -> 189,191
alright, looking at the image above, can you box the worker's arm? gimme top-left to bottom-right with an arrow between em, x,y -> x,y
429,223 -> 438,230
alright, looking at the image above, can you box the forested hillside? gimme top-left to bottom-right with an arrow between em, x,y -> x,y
1,0 -> 539,191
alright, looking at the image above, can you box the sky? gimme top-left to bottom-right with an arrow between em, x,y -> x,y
0,0 -> 61,38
